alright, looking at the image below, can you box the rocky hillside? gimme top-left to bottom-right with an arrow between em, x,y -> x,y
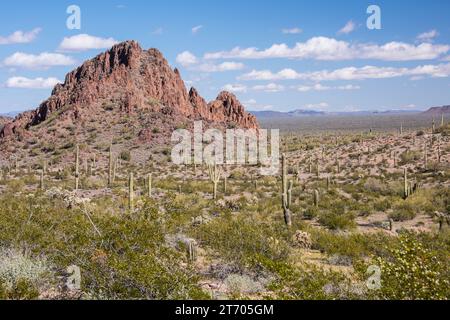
0,116 -> 12,127
422,105 -> 450,116
0,41 -> 259,162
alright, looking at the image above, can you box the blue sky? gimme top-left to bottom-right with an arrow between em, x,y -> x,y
1,0 -> 450,113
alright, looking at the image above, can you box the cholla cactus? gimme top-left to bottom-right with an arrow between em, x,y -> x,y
292,230 -> 312,249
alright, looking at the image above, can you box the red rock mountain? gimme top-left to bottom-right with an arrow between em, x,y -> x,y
1,40 -> 259,140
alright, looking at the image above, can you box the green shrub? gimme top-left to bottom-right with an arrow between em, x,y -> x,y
362,232 -> 449,299
318,211 -> 356,230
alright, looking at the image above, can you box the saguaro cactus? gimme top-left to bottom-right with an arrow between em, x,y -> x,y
207,163 -> 222,200
326,176 -> 331,190
432,117 -> 436,133
129,172 -> 134,211
108,144 -> 113,186
403,167 -> 408,199
75,145 -> 80,190
424,142 -> 428,170
281,154 -> 292,227
438,144 -> 441,163
314,189 -> 319,207
188,240 -> 197,263
441,113 -> 445,127
223,176 -> 227,194
400,122 -> 403,135
147,173 -> 152,197
39,170 -> 44,190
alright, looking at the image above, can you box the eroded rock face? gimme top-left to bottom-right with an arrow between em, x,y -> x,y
207,91 -> 259,129
1,40 -> 259,139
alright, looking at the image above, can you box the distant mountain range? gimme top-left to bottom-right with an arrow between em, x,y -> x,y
250,108 -> 422,119
0,112 -> 19,118
421,105 -> 450,116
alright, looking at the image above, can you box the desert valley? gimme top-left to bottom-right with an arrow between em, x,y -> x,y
0,40 -> 449,300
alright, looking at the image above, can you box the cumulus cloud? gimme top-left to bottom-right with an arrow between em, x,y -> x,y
5,76 -> 61,89
417,30 -> 438,42
252,83 -> 285,92
3,52 -> 75,69
176,51 -> 198,67
238,63 -> 450,82
196,62 -> 245,72
192,25 -> 203,34
338,21 -> 356,35
303,102 -> 329,110
222,84 -> 247,93
204,36 -> 450,61
282,27 -> 302,34
59,34 -> 118,51
296,83 -> 360,91
176,51 -> 244,72
0,28 -> 41,45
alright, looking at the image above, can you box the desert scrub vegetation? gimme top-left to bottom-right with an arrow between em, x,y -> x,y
356,231 -> 450,299
0,193 -> 208,299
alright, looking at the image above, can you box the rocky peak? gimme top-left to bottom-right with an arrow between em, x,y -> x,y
1,40 -> 259,141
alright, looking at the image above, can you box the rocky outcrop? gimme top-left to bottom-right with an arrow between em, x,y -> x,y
207,91 -> 259,129
1,40 -> 259,139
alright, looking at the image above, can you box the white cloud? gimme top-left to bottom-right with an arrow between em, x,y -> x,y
222,84 -> 247,93
3,52 -> 75,69
5,76 -> 61,89
282,27 -> 302,34
176,51 -> 244,72
204,36 -> 450,61
59,34 -> 118,51
337,84 -> 361,90
252,83 -> 285,92
243,99 -> 257,105
303,102 -> 329,110
152,27 -> 163,35
196,62 -> 245,72
338,21 -> 356,35
176,51 -> 198,67
296,83 -> 360,92
0,28 -> 41,45
239,63 -> 450,82
417,30 -> 438,42
192,25 -> 203,34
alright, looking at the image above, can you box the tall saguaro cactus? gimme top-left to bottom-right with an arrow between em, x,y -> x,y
207,163 -> 222,200
147,173 -> 152,197
424,142 -> 428,170
314,189 -> 320,207
75,144 -> 80,190
108,144 -> 113,186
403,167 -> 408,199
281,154 -> 292,227
129,172 -> 134,211
39,170 -> 44,190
